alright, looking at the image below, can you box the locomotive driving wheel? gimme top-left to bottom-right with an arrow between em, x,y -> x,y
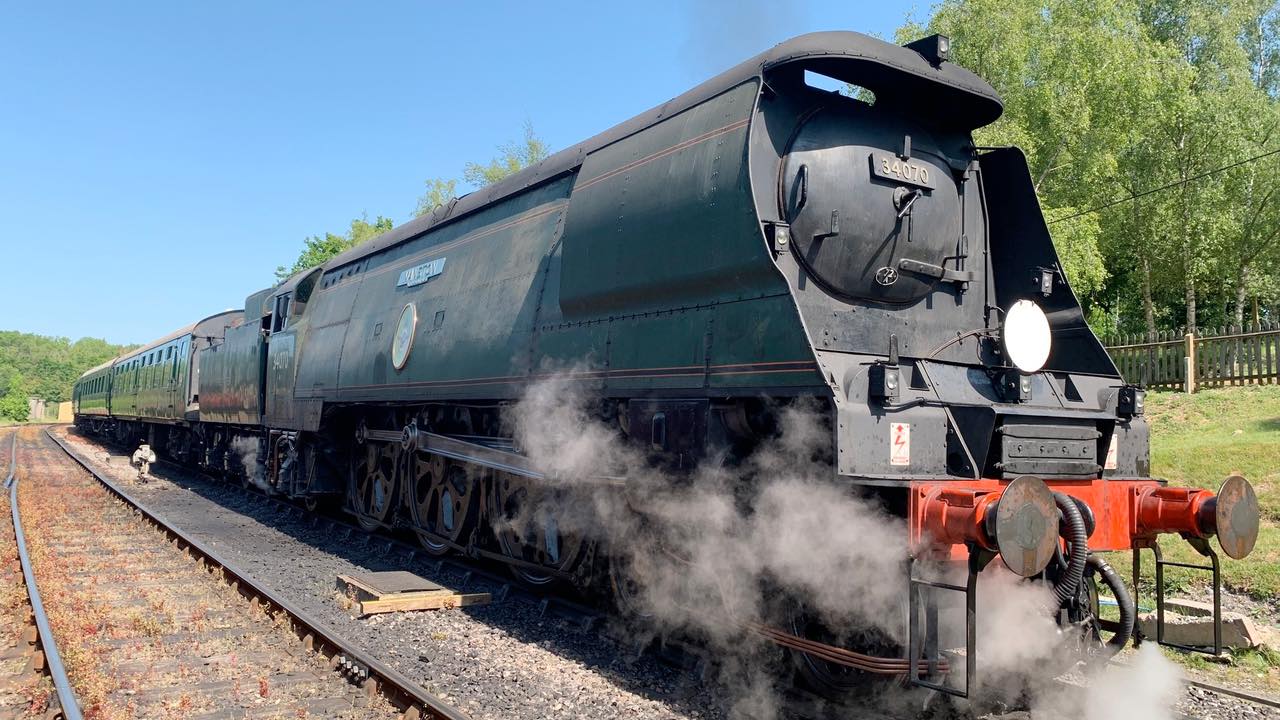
608,548 -> 659,621
349,439 -> 399,531
489,472 -> 587,587
408,452 -> 477,555
787,604 -> 901,698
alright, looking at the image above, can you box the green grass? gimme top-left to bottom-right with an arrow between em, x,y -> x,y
1143,385 -> 1280,600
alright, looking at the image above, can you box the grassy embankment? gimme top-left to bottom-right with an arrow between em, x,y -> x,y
1146,385 -> 1280,599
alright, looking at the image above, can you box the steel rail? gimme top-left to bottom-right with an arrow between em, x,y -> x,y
1099,651 -> 1280,715
1183,678 -> 1280,711
1182,678 -> 1280,711
66,427 -> 1278,718
83,428 -> 941,682
146,451 -> 605,627
7,430 -> 85,720
46,429 -> 469,720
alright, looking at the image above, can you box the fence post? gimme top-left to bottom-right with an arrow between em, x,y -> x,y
1185,332 -> 1197,393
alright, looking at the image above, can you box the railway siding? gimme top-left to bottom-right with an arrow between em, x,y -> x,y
12,427 -> 406,720
0,429 -> 57,716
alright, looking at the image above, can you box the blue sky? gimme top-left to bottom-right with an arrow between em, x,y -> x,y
0,1 -> 916,345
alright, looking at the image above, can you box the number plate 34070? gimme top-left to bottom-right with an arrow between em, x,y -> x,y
870,152 -> 935,189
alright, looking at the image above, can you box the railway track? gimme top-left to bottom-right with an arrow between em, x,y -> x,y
5,426 -> 469,720
5,428 -> 80,720
1,428 -> 58,717
129,441 -> 1280,720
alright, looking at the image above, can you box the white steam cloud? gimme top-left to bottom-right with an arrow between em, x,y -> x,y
509,375 -> 909,636
229,435 -> 269,491
505,374 -> 1184,717
506,375 -> 908,711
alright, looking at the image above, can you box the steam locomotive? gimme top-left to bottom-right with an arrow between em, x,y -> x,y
74,31 -> 1259,698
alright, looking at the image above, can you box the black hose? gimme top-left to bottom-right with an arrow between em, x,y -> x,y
1087,554 -> 1135,654
1052,492 -> 1089,607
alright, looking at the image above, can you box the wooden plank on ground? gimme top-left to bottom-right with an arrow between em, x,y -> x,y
359,592 -> 491,615
336,571 -> 490,616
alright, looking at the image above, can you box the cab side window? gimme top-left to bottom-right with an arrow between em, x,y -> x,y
272,293 -> 291,333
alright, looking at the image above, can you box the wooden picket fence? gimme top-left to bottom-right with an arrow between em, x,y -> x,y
1103,322 -> 1280,392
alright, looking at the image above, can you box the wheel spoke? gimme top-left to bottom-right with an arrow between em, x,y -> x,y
489,475 -> 586,586
409,454 -> 474,555
349,438 -> 397,530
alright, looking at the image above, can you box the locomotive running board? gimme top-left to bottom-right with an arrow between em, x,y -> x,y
417,431 -> 625,488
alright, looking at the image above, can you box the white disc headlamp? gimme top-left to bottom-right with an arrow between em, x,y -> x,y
1002,300 -> 1052,372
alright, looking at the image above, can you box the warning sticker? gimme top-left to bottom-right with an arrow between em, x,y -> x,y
890,423 -> 911,467
1104,435 -> 1118,471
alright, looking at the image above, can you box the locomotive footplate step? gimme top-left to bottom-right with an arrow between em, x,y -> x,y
336,571 -> 490,616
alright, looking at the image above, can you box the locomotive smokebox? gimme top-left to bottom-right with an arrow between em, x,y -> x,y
1135,475 -> 1260,560
912,475 -> 1058,577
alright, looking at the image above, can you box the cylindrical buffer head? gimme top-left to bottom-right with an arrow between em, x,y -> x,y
992,475 -> 1059,578
1213,475 -> 1259,560
1135,475 -> 1259,560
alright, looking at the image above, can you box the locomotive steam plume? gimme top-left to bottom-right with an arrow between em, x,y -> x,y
681,0 -> 808,81
507,374 -> 1184,718
507,374 -> 908,714
229,435 -> 269,492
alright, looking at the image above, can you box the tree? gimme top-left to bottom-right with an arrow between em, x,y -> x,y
462,121 -> 550,187
898,0 -> 1280,337
275,214 -> 394,281
414,178 -> 458,218
0,331 -> 134,421
897,0 -> 1153,313
1134,0 -> 1278,333
414,122 -> 550,218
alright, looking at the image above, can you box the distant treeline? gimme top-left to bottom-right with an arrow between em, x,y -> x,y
0,331 -> 135,421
